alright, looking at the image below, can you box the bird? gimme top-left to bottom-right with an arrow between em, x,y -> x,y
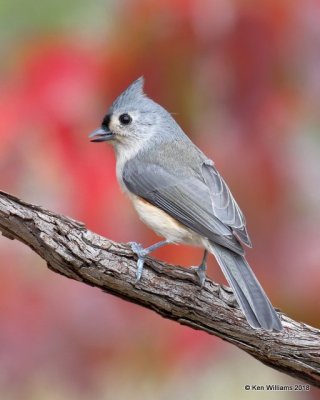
89,77 -> 282,331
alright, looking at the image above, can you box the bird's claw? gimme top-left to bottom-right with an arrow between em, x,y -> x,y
130,242 -> 147,282
135,257 -> 145,283
130,242 -> 148,258
130,240 -> 170,283
190,264 -> 207,287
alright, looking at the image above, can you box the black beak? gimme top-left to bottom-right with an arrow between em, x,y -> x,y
89,128 -> 114,142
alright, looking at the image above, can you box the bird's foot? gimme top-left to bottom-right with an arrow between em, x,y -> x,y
130,242 -> 149,258
190,263 -> 207,287
130,242 -> 148,283
129,240 -> 171,283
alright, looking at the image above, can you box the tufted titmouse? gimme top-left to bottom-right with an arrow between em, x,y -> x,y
89,77 -> 282,331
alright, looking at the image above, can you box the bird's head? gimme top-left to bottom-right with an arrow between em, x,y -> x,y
89,77 -> 172,152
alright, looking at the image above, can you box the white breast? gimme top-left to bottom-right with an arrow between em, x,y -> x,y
114,139 -> 146,195
129,193 -> 204,246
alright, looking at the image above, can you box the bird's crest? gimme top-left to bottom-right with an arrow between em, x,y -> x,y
111,77 -> 145,111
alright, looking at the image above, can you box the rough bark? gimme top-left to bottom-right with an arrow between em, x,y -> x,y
0,190 -> 319,388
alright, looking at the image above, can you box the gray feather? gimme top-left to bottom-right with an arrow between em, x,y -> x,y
123,156 -> 244,255
210,242 -> 282,330
202,162 -> 252,247
110,77 -> 145,111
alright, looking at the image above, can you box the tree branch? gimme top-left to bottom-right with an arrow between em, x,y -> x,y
0,191 -> 319,388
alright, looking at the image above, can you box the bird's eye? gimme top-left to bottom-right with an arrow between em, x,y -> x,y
119,113 -> 132,125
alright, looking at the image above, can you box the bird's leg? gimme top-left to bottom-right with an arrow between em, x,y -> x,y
190,250 -> 208,287
130,240 -> 171,282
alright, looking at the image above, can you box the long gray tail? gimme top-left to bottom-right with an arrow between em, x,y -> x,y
209,242 -> 282,331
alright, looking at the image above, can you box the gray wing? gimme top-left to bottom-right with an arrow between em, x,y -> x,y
202,162 -> 252,247
123,159 -> 244,255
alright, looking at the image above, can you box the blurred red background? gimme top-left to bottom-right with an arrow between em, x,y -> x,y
1,0 -> 320,399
